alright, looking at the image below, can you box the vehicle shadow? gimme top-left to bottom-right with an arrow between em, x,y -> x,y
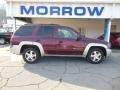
24,56 -> 114,90
111,46 -> 120,53
111,46 -> 120,49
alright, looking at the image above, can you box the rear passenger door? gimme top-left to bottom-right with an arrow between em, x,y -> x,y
35,25 -> 58,54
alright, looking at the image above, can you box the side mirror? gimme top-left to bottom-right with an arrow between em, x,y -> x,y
76,35 -> 81,41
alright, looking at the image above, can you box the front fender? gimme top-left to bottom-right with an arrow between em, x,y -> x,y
82,43 -> 108,57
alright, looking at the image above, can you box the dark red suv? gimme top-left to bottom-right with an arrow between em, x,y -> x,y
98,32 -> 120,47
10,24 -> 111,64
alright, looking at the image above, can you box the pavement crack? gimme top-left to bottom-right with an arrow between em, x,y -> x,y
51,81 -> 61,90
6,79 -> 48,88
42,67 -> 58,75
0,78 -> 9,90
111,76 -> 120,80
85,70 -> 113,87
38,79 -> 48,89
0,67 -> 5,78
6,70 -> 24,79
63,60 -> 67,74
110,76 -> 120,90
59,78 -> 62,83
38,79 -> 48,85
74,62 -> 81,73
85,70 -> 108,79
6,83 -> 40,87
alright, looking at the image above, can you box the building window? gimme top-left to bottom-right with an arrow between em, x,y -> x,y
111,25 -> 117,32
79,27 -> 86,36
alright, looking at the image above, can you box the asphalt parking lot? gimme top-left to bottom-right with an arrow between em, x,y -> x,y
0,45 -> 120,90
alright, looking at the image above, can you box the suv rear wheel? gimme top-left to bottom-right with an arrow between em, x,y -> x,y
22,48 -> 40,63
86,48 -> 105,64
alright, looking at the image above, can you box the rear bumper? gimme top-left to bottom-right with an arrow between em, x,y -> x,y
106,48 -> 112,57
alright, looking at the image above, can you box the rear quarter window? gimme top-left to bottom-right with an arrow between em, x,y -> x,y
14,25 -> 35,36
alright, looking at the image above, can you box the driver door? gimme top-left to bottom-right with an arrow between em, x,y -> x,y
56,26 -> 85,55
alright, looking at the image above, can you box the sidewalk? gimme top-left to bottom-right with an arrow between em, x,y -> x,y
0,45 -> 120,90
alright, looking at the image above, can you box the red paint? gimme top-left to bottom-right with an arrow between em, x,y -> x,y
11,24 -> 108,55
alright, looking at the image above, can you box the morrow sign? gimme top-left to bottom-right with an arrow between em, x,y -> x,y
7,3 -> 120,18
20,5 -> 104,17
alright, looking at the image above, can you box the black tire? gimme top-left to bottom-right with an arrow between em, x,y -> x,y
86,48 -> 105,64
22,48 -> 40,63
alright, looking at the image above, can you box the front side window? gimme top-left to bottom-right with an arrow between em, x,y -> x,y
37,26 -> 54,38
15,25 -> 35,36
58,27 -> 78,39
112,33 -> 120,37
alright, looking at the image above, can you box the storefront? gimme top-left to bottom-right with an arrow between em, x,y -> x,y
6,0 -> 120,42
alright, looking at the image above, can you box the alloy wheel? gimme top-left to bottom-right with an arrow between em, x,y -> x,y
90,51 -> 102,62
25,50 -> 37,62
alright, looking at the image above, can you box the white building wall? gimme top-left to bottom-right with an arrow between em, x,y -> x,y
32,18 -> 104,38
6,0 -> 120,19
6,0 -> 120,38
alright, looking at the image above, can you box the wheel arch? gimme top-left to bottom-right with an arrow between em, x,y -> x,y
19,41 -> 45,56
83,43 -> 107,57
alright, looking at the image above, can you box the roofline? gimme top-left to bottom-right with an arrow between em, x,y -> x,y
5,0 -> 120,4
23,24 -> 60,26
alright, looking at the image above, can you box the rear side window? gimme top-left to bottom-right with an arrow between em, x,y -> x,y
14,25 -> 35,36
37,26 -> 54,38
112,33 -> 120,37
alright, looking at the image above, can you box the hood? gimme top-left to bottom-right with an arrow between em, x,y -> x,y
82,36 -> 108,45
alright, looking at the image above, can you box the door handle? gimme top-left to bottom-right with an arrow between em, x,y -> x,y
59,41 -> 63,43
36,40 -> 39,42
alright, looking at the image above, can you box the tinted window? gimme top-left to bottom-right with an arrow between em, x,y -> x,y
15,25 -> 35,36
58,27 -> 78,39
112,33 -> 120,37
37,26 -> 54,38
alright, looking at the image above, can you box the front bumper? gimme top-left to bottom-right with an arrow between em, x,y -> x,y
106,48 -> 112,57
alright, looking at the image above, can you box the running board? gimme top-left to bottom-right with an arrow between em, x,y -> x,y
44,54 -> 84,57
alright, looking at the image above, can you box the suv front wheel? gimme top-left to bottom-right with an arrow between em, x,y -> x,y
22,48 -> 40,63
86,48 -> 105,64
